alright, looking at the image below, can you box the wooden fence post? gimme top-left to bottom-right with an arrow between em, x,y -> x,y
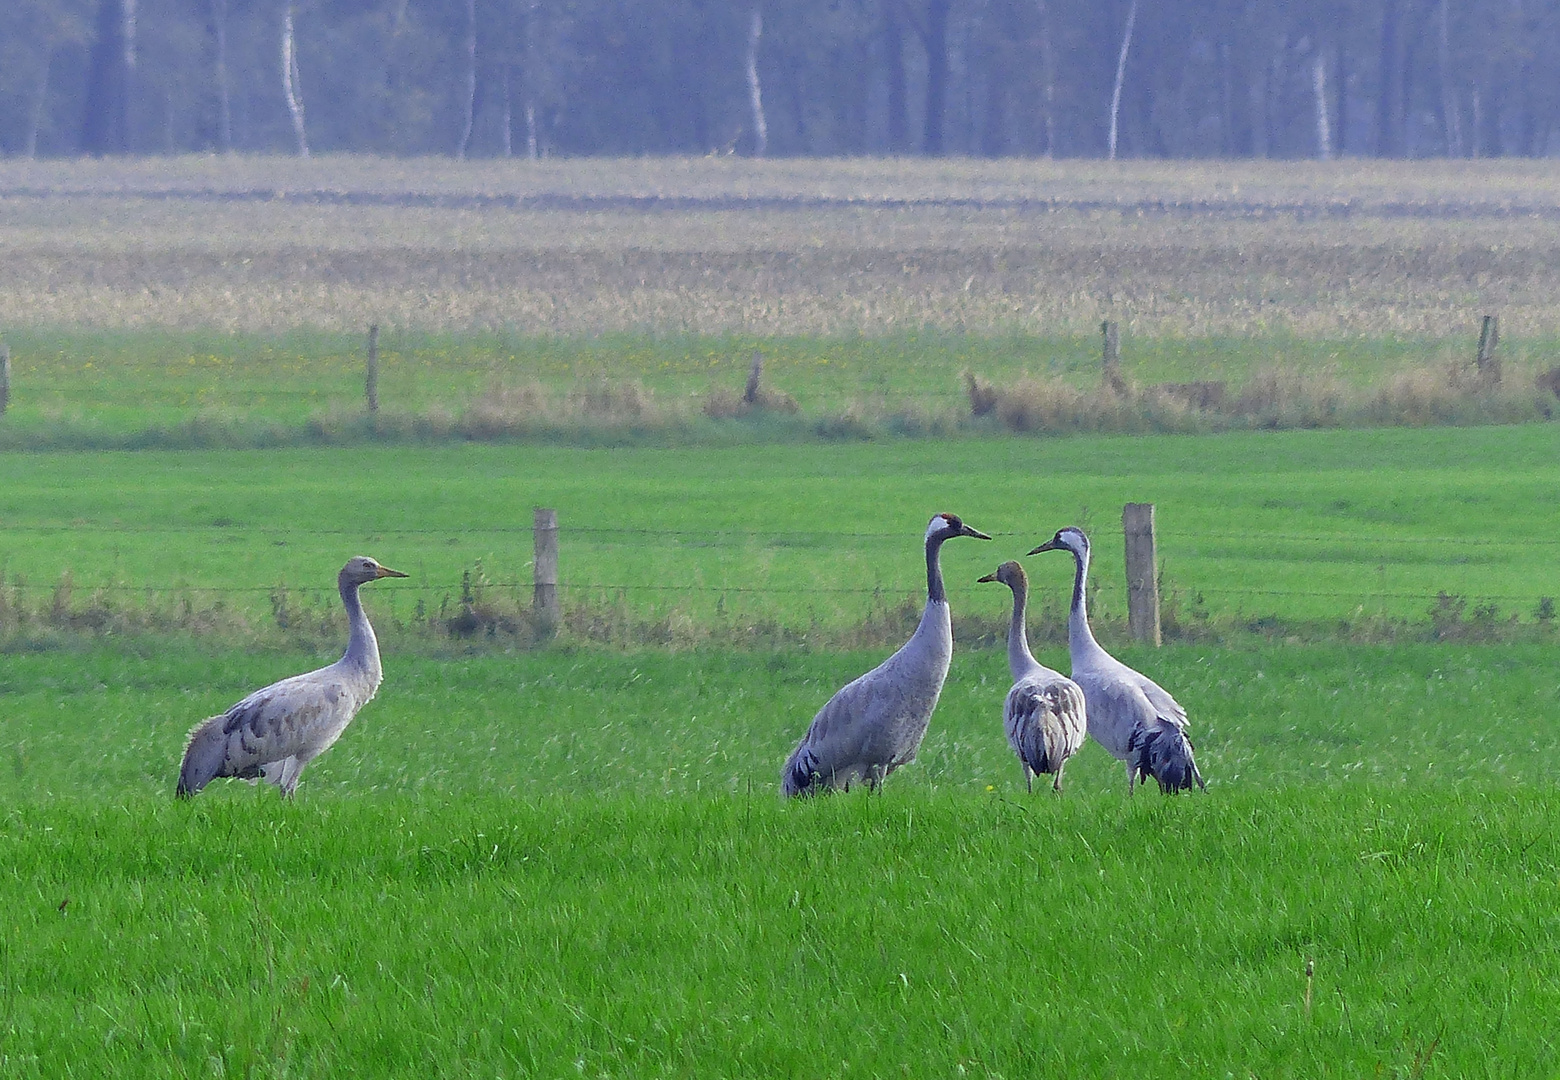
0,343 -> 9,416
1123,502 -> 1161,646
1475,314 -> 1500,384
533,507 -> 560,637
743,349 -> 764,405
366,324 -> 380,414
1102,320 -> 1126,393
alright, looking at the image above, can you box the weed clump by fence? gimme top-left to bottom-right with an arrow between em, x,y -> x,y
962,358 -> 1560,436
1,563 -> 1553,655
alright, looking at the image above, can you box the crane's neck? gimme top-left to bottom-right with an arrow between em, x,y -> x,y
1005,577 -> 1038,681
925,533 -> 951,604
339,577 -> 382,677
1067,546 -> 1105,662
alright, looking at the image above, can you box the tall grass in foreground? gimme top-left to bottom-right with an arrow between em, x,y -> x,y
0,788 -> 1554,1076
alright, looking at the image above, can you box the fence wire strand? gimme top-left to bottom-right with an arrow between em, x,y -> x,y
1,522 -> 1556,608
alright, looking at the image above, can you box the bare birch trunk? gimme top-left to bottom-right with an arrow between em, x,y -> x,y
122,0 -> 137,150
1312,51 -> 1332,160
884,2 -> 907,152
1438,0 -> 1462,156
1470,85 -> 1482,157
212,0 -> 232,151
1038,0 -> 1056,156
25,50 -> 51,159
281,5 -> 309,157
1107,0 -> 1137,160
1249,53 -> 1268,158
746,8 -> 767,156
921,0 -> 952,155
456,0 -> 476,159
501,66 -> 513,158
524,0 -> 540,159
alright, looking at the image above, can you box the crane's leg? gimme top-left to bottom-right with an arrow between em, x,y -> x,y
1025,767 -> 1033,794
1052,763 -> 1065,793
1126,760 -> 1137,795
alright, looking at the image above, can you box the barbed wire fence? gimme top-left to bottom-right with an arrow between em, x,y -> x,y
1,508 -> 1557,649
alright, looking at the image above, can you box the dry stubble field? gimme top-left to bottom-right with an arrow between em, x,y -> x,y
1,156 -> 1559,338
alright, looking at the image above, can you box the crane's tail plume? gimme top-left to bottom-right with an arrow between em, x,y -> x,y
177,716 -> 228,798
1132,725 -> 1206,794
782,743 -> 825,798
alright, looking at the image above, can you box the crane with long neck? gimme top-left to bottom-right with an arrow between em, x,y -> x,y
783,513 -> 991,796
977,560 -> 1086,792
1029,528 -> 1205,794
177,556 -> 408,798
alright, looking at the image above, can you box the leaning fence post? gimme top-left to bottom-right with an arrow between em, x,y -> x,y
533,507 -> 560,637
1102,320 -> 1126,393
1475,314 -> 1500,385
365,324 -> 380,414
0,342 -> 9,416
1123,502 -> 1161,646
743,349 -> 764,405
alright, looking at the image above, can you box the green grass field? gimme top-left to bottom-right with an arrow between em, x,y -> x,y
5,789 -> 1559,1077
2,424 -> 1558,1072
3,642 -> 1560,1075
4,327 -> 1550,440
6,159 -> 1560,1074
2,424 -> 1558,637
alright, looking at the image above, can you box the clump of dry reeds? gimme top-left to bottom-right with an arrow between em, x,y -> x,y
964,358 -> 1560,435
703,350 -> 799,419
304,378 -> 686,443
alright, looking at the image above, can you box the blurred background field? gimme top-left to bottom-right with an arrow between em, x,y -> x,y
3,158 -> 1560,339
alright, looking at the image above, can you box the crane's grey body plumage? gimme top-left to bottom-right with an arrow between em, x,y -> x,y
783,514 -> 990,796
979,561 -> 1087,792
177,556 -> 407,798
1029,528 -> 1205,794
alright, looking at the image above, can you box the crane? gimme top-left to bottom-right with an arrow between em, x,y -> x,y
176,556 -> 407,798
782,513 -> 991,796
1028,528 -> 1205,794
977,560 -> 1086,792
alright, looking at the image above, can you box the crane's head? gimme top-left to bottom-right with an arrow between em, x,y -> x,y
340,555 -> 409,587
927,513 -> 992,543
976,560 -> 1026,590
1027,526 -> 1089,560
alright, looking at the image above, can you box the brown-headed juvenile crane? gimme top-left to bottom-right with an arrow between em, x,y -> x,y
782,513 -> 991,796
1029,527 -> 1205,794
176,556 -> 408,798
977,560 -> 1087,792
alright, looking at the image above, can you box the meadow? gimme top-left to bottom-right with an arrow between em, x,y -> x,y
2,639 -> 1560,1075
1,425 -> 1559,637
0,424 -> 1556,1072
5,157 -> 1560,1074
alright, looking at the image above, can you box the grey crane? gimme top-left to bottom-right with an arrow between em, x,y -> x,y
977,560 -> 1087,792
782,513 -> 991,796
1028,528 -> 1205,794
176,556 -> 408,798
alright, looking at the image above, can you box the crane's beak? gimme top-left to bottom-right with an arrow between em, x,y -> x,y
962,525 -> 993,541
976,571 -> 998,583
1027,538 -> 1062,556
375,565 -> 409,579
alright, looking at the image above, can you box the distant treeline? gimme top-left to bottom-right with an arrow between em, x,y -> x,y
1,0 -> 1555,160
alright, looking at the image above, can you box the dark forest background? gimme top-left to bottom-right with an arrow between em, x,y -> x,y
1,0 -> 1555,160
